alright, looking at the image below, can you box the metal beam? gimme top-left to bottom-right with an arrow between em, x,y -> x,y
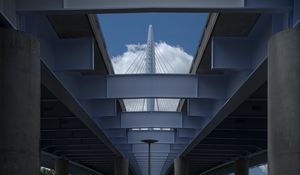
121,112 -> 182,128
81,99 -> 117,117
41,151 -> 105,175
16,0 -> 292,13
182,59 -> 267,156
107,74 -> 198,99
211,37 -> 255,70
0,0 -> 17,28
79,74 -> 230,99
128,131 -> 174,144
41,61 -> 122,156
22,15 -> 95,71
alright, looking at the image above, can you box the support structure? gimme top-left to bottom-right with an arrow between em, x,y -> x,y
268,28 -> 300,175
0,29 -> 40,175
145,25 -> 156,111
142,139 -> 158,175
114,157 -> 129,175
55,159 -> 69,175
174,157 -> 189,175
234,158 -> 249,175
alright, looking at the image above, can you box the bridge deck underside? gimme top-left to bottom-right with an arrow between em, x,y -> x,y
186,83 -> 267,175
41,85 -> 116,175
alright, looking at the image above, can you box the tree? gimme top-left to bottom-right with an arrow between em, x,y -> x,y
40,167 -> 55,175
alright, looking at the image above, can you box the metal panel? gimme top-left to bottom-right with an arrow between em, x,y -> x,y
96,115 -> 121,129
198,75 -> 229,99
81,99 -> 116,117
182,115 -> 206,129
107,74 -> 198,99
177,129 -> 196,138
54,37 -> 94,71
188,99 -> 215,117
132,144 -> 170,153
63,0 -> 244,9
79,75 -> 107,99
121,112 -> 182,128
128,131 -> 175,144
211,37 -> 254,70
17,0 -> 293,13
0,0 -> 17,28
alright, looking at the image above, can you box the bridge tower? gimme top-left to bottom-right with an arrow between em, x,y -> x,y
145,25 -> 156,111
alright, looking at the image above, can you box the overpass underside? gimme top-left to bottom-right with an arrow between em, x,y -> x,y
0,0 -> 300,175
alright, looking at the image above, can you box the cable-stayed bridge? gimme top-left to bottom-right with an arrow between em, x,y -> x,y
0,1 -> 299,175
120,25 -> 182,112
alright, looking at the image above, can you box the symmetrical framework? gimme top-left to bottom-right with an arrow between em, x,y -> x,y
0,0 -> 299,175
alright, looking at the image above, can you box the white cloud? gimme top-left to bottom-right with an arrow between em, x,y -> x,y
111,42 -> 193,74
112,42 -> 193,111
259,164 -> 268,174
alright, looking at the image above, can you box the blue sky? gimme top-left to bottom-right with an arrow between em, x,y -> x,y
97,13 -> 208,57
228,165 -> 268,175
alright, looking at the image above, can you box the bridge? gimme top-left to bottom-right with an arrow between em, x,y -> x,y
0,0 -> 299,175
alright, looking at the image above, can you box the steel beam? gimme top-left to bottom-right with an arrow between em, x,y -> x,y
128,131 -> 174,144
121,112 -> 182,128
0,0 -> 17,28
182,59 -> 267,157
16,0 -> 293,13
79,74 -> 231,99
211,37 -> 255,70
187,99 -> 216,117
81,99 -> 117,117
107,74 -> 198,99
41,61 -> 122,156
132,144 -> 170,153
22,16 -> 95,71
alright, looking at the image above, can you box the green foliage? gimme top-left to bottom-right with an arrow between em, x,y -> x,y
40,167 -> 55,175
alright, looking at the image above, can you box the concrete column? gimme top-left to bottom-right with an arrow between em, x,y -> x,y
234,158 -> 249,175
0,29 -> 40,174
174,157 -> 189,175
55,159 -> 69,175
268,28 -> 300,175
114,157 -> 128,175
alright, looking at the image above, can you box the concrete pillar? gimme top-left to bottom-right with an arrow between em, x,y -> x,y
55,159 -> 69,175
174,157 -> 188,175
268,28 -> 300,175
114,157 -> 128,175
0,29 -> 40,174
234,158 -> 249,175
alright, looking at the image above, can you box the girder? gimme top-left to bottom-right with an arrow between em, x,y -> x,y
8,2 -> 298,174
16,0 -> 292,13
